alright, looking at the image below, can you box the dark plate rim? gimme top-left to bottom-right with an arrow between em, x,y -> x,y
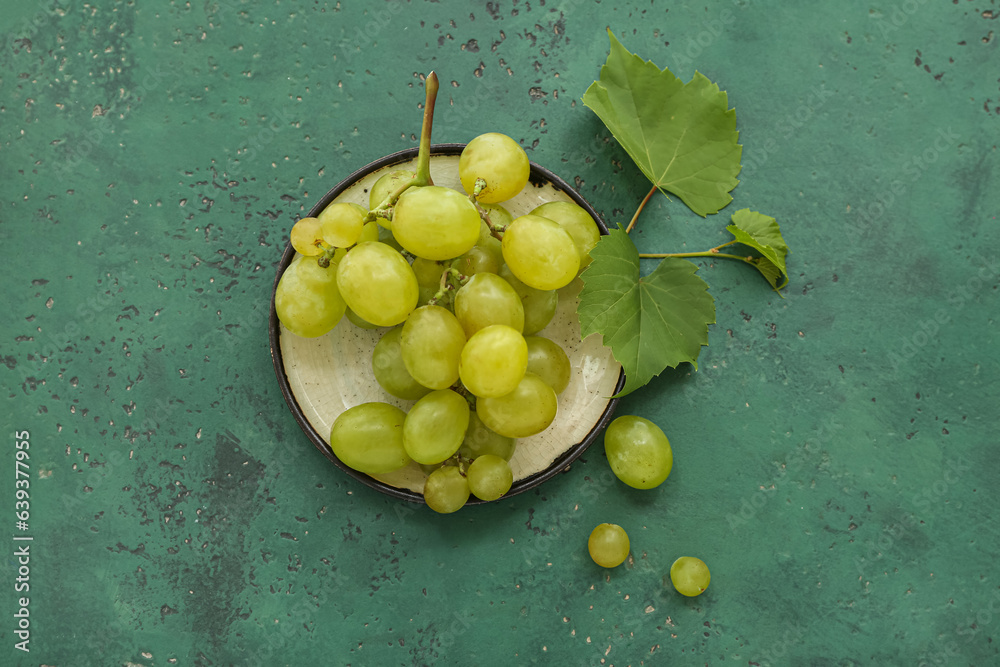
268,143 -> 626,504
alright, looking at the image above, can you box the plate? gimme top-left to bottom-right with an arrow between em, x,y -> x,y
269,144 -> 624,503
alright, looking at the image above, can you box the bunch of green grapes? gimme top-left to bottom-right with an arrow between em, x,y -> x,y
274,132 -> 600,513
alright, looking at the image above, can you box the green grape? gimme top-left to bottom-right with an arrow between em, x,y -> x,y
502,214 -> 580,290
318,202 -> 365,248
369,168 -> 415,227
392,186 -> 481,260
459,132 -> 530,203
358,220 -> 380,243
603,415 -> 673,490
377,223 -> 404,252
588,523 -> 630,568
452,244 -> 500,277
459,325 -> 528,398
372,327 -> 432,401
524,336 -> 571,394
328,402 -> 411,474
330,247 -> 348,265
289,217 -> 325,256
454,272 -> 524,337
466,454 -> 513,501
475,218 -> 505,266
419,462 -> 443,476
346,306 -> 380,329
417,286 -> 438,308
530,201 -> 601,270
411,257 -> 445,306
498,265 -> 558,335
458,411 -> 516,461
670,557 -> 710,597
400,305 -> 467,390
411,257 -> 446,288
479,202 -> 513,232
336,242 -> 418,327
275,255 -> 346,338
403,389 -> 470,465
476,372 -> 557,438
423,465 -> 470,514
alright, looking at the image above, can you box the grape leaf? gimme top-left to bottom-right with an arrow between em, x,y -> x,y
582,30 -> 742,217
578,226 -> 716,397
726,209 -> 790,290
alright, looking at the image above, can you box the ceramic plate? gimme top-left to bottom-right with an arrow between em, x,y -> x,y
269,144 -> 624,503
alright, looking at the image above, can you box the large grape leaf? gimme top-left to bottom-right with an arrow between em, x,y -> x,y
726,209 -> 790,290
582,30 -> 742,217
578,226 -> 716,396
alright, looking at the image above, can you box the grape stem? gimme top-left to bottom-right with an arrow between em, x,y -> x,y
625,184 -> 659,234
639,243 -> 787,292
473,201 -> 507,241
468,180 -> 507,241
414,72 -> 438,187
628,186 -> 780,287
638,240 -> 740,259
472,177 -> 487,198
364,72 -> 440,224
428,267 -> 468,306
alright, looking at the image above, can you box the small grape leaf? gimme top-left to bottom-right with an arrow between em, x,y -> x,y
582,30 -> 742,217
726,209 -> 790,290
750,257 -> 784,290
578,226 -> 716,397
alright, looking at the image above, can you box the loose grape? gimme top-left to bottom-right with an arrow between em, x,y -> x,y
524,336 -> 571,394
400,305 -> 467,390
336,242 -> 418,327
499,265 -> 558,335
502,214 -> 580,291
328,402 -> 411,474
289,217 -> 325,256
466,454 -> 513,501
459,412 -> 516,461
588,523 -> 630,568
459,133 -> 530,204
603,415 -> 673,490
274,255 -> 346,338
423,465 -> 470,514
670,557 -> 710,597
476,372 -> 557,438
392,186 -> 481,260
403,389 -> 470,465
459,324 -> 528,398
318,202 -> 365,248
454,272 -> 525,337
372,327 -> 432,401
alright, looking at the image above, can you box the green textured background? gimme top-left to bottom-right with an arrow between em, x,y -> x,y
1,0 -> 998,665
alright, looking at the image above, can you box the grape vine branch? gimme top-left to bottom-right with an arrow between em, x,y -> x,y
576,31 -> 791,396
